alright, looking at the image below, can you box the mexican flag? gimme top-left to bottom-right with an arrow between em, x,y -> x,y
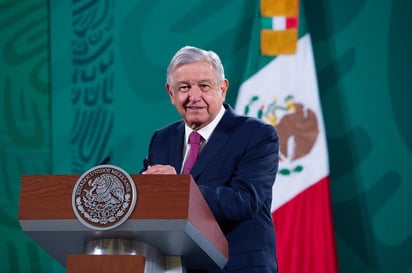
234,1 -> 339,273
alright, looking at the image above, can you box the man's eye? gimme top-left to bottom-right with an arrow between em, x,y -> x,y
199,84 -> 211,91
178,85 -> 190,92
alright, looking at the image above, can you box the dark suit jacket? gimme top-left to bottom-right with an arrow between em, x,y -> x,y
142,104 -> 279,273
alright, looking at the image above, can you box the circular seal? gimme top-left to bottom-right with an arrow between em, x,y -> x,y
72,165 -> 137,230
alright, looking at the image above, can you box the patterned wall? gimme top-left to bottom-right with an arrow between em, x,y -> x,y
307,1 -> 412,272
51,0 -> 115,173
0,0 -> 411,272
0,1 -> 55,272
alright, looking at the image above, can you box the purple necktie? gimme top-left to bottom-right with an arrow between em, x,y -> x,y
182,131 -> 202,174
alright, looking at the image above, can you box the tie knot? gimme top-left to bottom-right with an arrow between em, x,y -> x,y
189,131 -> 201,145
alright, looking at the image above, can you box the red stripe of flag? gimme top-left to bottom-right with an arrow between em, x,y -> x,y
272,176 -> 339,273
286,17 -> 298,29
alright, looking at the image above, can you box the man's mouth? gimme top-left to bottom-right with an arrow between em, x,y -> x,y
186,106 -> 204,110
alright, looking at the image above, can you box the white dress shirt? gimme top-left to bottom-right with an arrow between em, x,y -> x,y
181,105 -> 226,173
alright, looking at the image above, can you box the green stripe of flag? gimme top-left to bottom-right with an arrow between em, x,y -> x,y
261,17 -> 273,29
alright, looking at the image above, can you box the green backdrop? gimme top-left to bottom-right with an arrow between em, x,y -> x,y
0,0 -> 411,272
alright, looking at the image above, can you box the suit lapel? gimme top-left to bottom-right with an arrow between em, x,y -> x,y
169,122 -> 185,172
191,106 -> 235,177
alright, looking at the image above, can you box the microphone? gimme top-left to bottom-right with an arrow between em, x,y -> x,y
99,156 -> 111,165
142,153 -> 154,170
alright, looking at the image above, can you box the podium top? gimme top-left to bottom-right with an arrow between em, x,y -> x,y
19,174 -> 228,269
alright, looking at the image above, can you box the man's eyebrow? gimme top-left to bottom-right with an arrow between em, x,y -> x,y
176,80 -> 213,84
176,81 -> 190,85
198,79 -> 213,83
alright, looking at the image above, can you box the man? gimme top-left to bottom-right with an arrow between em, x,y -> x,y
141,46 -> 279,273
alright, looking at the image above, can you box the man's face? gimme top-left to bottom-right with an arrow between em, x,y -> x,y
166,61 -> 228,130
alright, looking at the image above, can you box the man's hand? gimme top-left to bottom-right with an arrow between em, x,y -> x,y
141,164 -> 177,174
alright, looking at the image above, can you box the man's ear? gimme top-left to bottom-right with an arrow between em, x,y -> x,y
166,83 -> 175,105
220,79 -> 229,96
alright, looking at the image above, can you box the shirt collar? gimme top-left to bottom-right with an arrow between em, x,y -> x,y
184,105 -> 225,144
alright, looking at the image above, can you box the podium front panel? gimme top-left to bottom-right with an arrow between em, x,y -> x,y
19,174 -> 228,269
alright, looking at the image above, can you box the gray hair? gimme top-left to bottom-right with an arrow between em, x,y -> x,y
166,46 -> 225,87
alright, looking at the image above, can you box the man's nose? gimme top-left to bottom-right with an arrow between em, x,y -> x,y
188,85 -> 202,99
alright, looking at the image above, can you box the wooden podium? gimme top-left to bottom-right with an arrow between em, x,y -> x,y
19,174 -> 228,273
